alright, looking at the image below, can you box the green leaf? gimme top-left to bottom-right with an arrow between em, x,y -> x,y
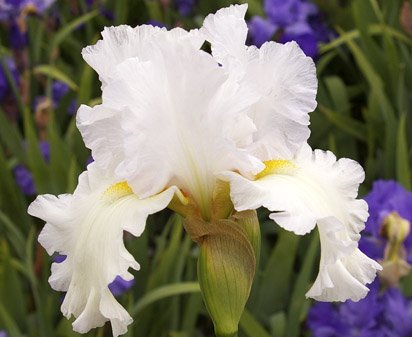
147,215 -> 185,289
50,10 -> 98,53
324,77 -> 350,114
33,65 -> 78,91
253,230 -> 299,317
0,147 -> 30,229
0,240 -> 27,331
131,282 -> 201,317
368,89 -> 397,178
239,0 -> 263,16
0,210 -> 26,259
78,63 -> 95,105
339,26 -> 383,90
239,309 -> 271,337
22,107 -> 51,194
0,302 -> 24,337
269,312 -> 286,337
318,104 -> 367,142
0,107 -> 25,163
48,119 -> 71,193
396,114 -> 411,190
285,233 -> 319,337
320,25 -> 412,54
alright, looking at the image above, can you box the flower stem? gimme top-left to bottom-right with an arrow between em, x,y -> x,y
216,332 -> 238,337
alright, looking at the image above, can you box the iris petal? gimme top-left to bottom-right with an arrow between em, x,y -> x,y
222,144 -> 381,301
28,164 -> 177,335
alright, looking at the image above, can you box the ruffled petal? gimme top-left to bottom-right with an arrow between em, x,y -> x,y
202,5 -> 317,161
76,104 -> 125,169
95,34 -> 262,207
82,25 -> 204,87
28,164 -> 177,336
243,41 -> 317,160
222,144 -> 381,301
201,4 -> 249,68
82,25 -> 165,86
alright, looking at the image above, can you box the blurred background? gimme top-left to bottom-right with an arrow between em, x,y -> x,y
0,0 -> 411,336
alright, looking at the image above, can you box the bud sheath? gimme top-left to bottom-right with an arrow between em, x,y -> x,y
184,212 -> 261,337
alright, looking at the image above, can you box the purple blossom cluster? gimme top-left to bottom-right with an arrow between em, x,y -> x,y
360,180 -> 412,262
12,79 -> 76,196
174,0 -> 196,16
0,57 -> 19,102
34,80 -> 77,115
13,140 -> 49,195
0,0 -> 56,49
248,0 -> 332,58
308,180 -> 412,337
308,282 -> 412,337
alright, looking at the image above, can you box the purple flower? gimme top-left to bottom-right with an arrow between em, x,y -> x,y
52,81 -> 69,103
108,276 -> 135,297
39,140 -> 50,162
359,180 -> 412,262
147,19 -> 166,28
174,0 -> 195,16
35,80 -> 77,115
264,0 -> 316,27
280,32 -> 318,58
13,140 -> 50,195
0,0 -> 55,15
308,180 -> 412,337
13,164 -> 36,195
0,0 -> 56,48
248,16 -> 277,47
248,0 -> 332,57
382,287 -> 412,337
0,57 -> 19,101
9,21 -> 28,49
52,81 -> 78,115
67,99 -> 77,116
308,281 -> 390,337
0,331 -> 7,337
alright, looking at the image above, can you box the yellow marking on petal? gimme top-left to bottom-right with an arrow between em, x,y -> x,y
175,188 -> 190,206
255,160 -> 296,180
104,181 -> 134,201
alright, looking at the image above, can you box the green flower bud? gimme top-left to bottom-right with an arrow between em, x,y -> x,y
184,212 -> 261,337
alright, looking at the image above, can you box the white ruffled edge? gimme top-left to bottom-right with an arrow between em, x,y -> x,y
221,144 -> 381,301
29,164 -> 178,336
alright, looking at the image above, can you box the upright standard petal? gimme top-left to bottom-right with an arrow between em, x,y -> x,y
85,33 -> 263,217
82,25 -> 164,86
28,164 -> 177,336
243,41 -> 317,160
76,104 -> 125,169
201,6 -> 317,160
201,4 -> 249,68
82,25 -> 203,86
222,144 -> 381,302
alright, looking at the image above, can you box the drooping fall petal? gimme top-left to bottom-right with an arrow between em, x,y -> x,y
222,144 -> 381,301
29,164 -> 177,336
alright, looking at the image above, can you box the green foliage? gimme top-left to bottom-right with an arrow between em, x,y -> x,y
0,0 -> 411,336
314,0 -> 412,191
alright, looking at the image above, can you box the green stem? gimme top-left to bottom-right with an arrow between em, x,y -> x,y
216,332 -> 238,337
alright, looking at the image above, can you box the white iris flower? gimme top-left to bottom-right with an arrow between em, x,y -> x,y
28,4 -> 381,337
